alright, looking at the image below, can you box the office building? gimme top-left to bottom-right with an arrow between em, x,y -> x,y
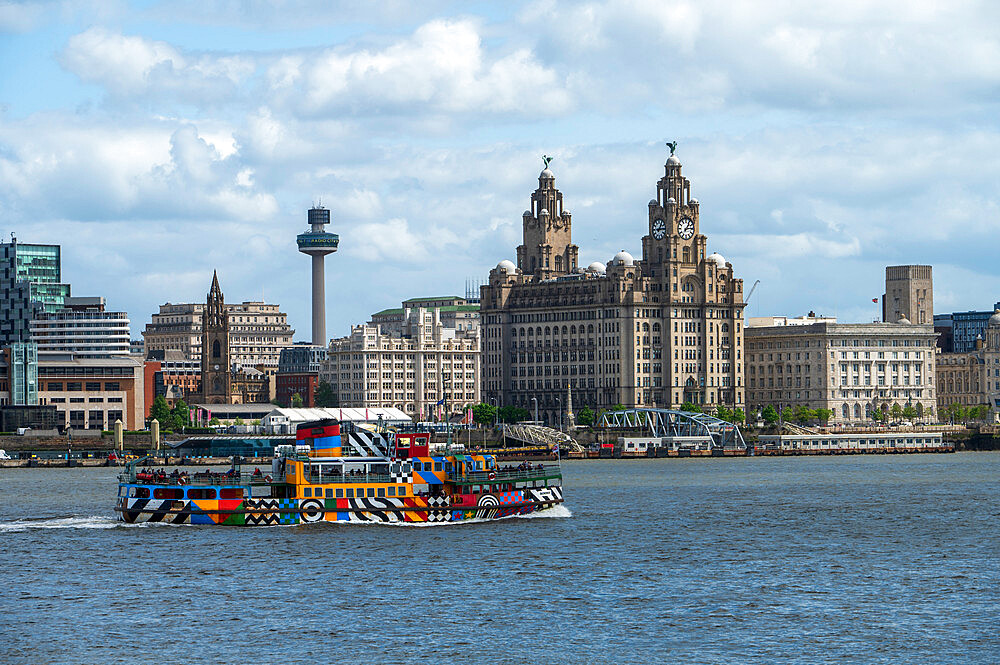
276,344 -> 328,408
481,150 -> 746,425
1,239 -> 71,344
30,296 -> 131,357
322,297 -> 481,419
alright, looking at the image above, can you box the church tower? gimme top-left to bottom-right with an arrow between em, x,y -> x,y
516,157 -> 579,279
200,270 -> 232,404
642,149 -> 706,271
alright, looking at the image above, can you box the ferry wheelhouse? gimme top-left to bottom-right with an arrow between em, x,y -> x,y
116,419 -> 564,525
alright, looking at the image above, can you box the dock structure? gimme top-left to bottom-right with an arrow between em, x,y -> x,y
599,408 -> 747,452
755,431 -> 951,455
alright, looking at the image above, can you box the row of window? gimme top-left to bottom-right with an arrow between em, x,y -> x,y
303,486 -> 408,499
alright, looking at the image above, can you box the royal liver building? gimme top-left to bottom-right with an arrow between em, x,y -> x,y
481,149 -> 746,425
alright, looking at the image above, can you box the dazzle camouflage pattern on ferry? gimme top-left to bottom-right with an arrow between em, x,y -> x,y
116,419 -> 564,526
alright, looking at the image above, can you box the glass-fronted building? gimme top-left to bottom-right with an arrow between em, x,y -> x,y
1,240 -> 72,344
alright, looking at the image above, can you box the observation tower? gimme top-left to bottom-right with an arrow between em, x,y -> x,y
296,205 -> 339,346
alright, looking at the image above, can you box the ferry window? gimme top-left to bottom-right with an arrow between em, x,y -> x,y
153,488 -> 182,500
347,489 -> 354,498
304,487 -> 312,497
413,461 -> 422,471
130,487 -> 149,498
388,487 -> 396,497
336,489 -> 343,498
219,488 -> 243,499
367,488 -> 375,497
398,487 -> 406,497
187,488 -> 216,500
377,488 -> 385,497
434,462 -> 442,472
326,488 -> 334,498
445,463 -> 453,473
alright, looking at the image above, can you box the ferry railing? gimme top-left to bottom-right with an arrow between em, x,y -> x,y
457,467 -> 562,484
121,467 -> 562,486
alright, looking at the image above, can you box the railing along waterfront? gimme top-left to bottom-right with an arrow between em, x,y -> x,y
457,467 -> 561,484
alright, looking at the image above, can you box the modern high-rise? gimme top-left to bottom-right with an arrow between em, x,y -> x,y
30,296 -> 131,357
1,239 -> 72,344
297,206 -> 340,346
481,150 -> 746,425
321,297 -> 481,419
883,265 -> 933,325
142,299 -> 294,370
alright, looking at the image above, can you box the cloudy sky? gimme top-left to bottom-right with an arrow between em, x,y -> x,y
2,1 -> 999,340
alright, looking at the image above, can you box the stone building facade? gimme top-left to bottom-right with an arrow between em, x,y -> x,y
746,320 -> 938,423
198,272 -> 232,404
936,310 -> 1000,421
142,299 -> 294,371
883,265 -> 933,325
481,152 -> 745,425
321,298 -> 481,420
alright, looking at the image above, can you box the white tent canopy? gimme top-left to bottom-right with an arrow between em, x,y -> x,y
262,407 -> 412,434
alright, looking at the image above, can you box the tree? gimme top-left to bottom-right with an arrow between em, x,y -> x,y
714,405 -> 731,422
890,403 -> 903,422
209,417 -> 220,426
499,405 -> 530,423
169,399 -> 190,431
794,405 -> 816,424
611,403 -> 627,412
234,417 -> 245,426
291,392 -> 304,408
780,406 -> 794,423
680,402 -> 702,413
815,408 -> 833,425
732,408 -> 745,424
902,405 -> 917,421
472,403 -> 497,425
577,405 -> 595,427
149,396 -> 171,426
315,381 -> 337,408
762,405 -> 779,426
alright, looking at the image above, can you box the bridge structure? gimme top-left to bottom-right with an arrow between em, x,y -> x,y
599,408 -> 747,450
502,423 -> 583,453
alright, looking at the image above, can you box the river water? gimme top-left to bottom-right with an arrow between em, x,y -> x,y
2,453 -> 998,664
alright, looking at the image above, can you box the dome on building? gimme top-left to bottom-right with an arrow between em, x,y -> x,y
989,310 -> 1000,327
522,210 -> 532,217
707,252 -> 726,268
540,168 -> 554,179
690,198 -> 699,205
666,197 -> 676,205
667,154 -> 681,166
613,250 -> 634,266
896,315 -> 911,325
539,208 -> 550,217
649,199 -> 659,206
496,259 -> 516,274
587,261 -> 607,274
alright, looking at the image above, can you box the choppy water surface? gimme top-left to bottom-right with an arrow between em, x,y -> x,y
2,453 -> 998,664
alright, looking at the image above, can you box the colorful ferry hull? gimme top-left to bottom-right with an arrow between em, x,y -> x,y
115,419 -> 564,526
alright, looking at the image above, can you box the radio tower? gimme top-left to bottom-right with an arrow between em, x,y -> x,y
296,205 -> 339,346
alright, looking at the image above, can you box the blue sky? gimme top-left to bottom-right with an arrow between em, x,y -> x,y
2,0 -> 999,341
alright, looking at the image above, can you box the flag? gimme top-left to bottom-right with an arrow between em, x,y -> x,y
466,408 -> 473,424
552,442 -> 560,455
436,398 -> 445,406
872,298 -> 878,303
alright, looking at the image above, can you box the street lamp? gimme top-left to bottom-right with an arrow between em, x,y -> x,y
531,396 -> 538,424
556,397 -> 562,432
489,396 -> 498,428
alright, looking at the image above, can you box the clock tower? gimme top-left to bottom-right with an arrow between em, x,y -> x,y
642,150 -> 707,271
200,270 -> 233,404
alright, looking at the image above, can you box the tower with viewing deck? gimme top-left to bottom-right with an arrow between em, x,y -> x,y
297,206 -> 340,346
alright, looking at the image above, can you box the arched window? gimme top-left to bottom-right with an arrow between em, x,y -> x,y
562,326 -> 568,335
531,256 -> 536,271
570,325 -> 577,335
841,404 -> 850,419
536,327 -> 542,336
721,323 -> 729,333
588,324 -> 594,333
544,326 -> 551,335
212,340 -> 221,358
652,323 -> 660,332
555,256 -> 563,271
853,403 -> 862,419
527,328 -> 533,336
213,376 -> 222,392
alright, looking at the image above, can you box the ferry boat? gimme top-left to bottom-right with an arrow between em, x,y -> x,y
115,419 -> 564,525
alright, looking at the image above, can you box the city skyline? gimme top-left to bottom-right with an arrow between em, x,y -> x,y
2,2 -> 1000,341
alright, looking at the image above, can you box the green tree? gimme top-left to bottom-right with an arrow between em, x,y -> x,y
209,417 -> 220,426
315,381 -> 337,407
291,392 -> 304,408
680,402 -> 702,413
169,399 -> 190,431
472,402 -> 497,425
762,405 -> 779,426
234,417 -> 245,426
780,406 -> 794,423
611,403 -> 627,412
890,403 -> 903,422
794,405 -> 816,424
499,405 -> 530,423
732,407 -> 745,424
714,405 -> 732,421
149,395 -> 171,426
902,405 -> 917,421
815,408 -> 833,425
577,405 -> 595,427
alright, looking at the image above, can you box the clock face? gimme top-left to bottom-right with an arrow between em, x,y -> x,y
678,217 -> 695,239
213,364 -> 220,371
652,218 -> 666,240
